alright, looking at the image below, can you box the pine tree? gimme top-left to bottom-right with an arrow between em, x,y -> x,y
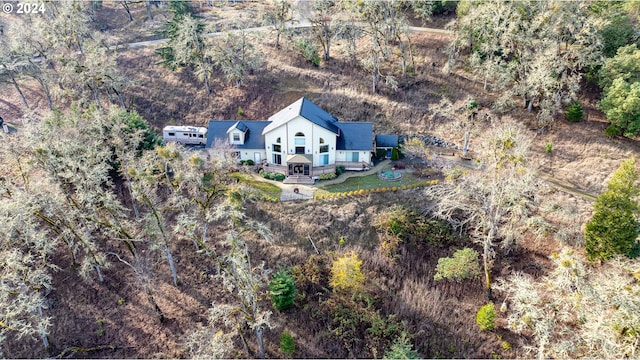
585,158 -> 640,261
269,269 -> 297,311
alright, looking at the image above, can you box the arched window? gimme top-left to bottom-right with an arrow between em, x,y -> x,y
276,137 -> 281,143
319,137 -> 329,154
294,132 -> 305,154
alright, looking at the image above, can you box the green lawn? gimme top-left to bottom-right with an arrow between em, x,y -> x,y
230,172 -> 282,199
318,172 -> 423,194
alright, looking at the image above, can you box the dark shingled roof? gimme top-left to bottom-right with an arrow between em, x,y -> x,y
375,134 -> 399,148
262,97 -> 340,135
336,123 -> 373,151
233,121 -> 248,132
206,120 -> 270,149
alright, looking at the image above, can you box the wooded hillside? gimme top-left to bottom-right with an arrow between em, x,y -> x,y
1,1 -> 640,358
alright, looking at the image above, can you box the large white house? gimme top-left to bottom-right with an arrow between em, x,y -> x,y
206,97 -> 376,183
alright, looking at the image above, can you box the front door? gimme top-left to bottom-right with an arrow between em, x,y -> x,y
254,152 -> 261,163
288,163 -> 310,176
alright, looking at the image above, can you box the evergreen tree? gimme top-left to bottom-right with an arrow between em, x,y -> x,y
383,332 -> 419,359
585,158 -> 640,261
269,269 -> 297,311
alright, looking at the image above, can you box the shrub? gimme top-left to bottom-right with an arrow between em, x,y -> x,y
393,161 -> 405,169
434,248 -> 481,282
296,38 -> 320,66
237,106 -> 244,117
565,102 -> 583,122
319,293 -> 406,356
605,123 -> 622,137
585,158 -> 640,261
391,147 -> 401,160
501,341 -> 511,351
476,302 -> 496,331
383,332 -> 419,359
261,171 -> 285,181
330,252 -> 365,292
319,172 -> 337,180
376,148 -> 387,159
240,160 -> 246,165
545,141 -> 553,154
336,165 -> 346,175
245,159 -> 255,166
270,269 -> 297,311
280,331 -> 295,357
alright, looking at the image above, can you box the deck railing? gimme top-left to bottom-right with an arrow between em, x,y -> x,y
335,161 -> 371,170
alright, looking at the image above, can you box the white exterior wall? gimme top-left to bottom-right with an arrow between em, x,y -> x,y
264,116 -> 338,167
207,148 -> 265,163
335,150 -> 372,165
237,149 -> 267,162
228,130 -> 246,145
264,127 -> 286,165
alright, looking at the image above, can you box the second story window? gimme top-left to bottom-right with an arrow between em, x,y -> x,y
294,132 -> 305,145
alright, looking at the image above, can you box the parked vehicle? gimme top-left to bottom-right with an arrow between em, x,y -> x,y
162,126 -> 207,145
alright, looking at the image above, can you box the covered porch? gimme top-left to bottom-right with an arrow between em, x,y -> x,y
283,154 -> 314,184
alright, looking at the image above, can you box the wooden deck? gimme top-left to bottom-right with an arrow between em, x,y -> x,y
336,161 -> 371,171
263,161 -> 371,179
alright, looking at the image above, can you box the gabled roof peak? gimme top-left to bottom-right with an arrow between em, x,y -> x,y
262,97 -> 340,135
226,121 -> 249,134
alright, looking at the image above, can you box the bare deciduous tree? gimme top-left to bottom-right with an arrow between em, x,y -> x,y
210,24 -> 263,88
426,122 -> 540,299
263,0 -> 293,50
496,248 -> 640,358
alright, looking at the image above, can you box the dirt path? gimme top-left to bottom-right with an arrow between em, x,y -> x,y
443,154 -> 598,202
111,23 -> 450,50
537,172 -> 597,202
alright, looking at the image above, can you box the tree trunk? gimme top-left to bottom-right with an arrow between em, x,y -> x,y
166,247 -> 178,286
37,304 -> 50,349
93,88 -> 102,110
112,87 -> 126,110
203,70 -> 212,95
121,1 -> 133,21
463,127 -> 470,156
483,229 -> 494,301
239,329 -> 250,357
257,326 -> 265,359
35,75 -> 54,110
323,25 -> 330,61
3,65 -> 29,109
144,283 -> 165,323
95,264 -> 104,283
527,97 -> 535,112
144,0 -> 153,20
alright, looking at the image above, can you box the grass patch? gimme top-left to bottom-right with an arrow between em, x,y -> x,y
230,172 -> 282,199
319,172 -> 422,194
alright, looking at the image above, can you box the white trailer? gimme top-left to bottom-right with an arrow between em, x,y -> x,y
163,126 -> 208,145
